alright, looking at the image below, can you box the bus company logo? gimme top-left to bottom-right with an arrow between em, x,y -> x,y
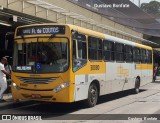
1,115 -> 42,120
2,115 -> 11,120
116,66 -> 129,77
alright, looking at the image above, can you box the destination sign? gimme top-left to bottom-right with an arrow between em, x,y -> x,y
16,25 -> 65,36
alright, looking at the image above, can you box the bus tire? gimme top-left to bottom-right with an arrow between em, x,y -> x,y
85,83 -> 98,107
133,78 -> 140,94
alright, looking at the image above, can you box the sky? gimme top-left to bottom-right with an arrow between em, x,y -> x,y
130,0 -> 160,7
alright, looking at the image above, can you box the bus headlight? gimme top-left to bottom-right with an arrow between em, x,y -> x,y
13,83 -> 21,90
53,82 -> 70,93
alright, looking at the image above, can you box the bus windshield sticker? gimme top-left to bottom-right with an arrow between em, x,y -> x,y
16,66 -> 32,71
36,63 -> 42,71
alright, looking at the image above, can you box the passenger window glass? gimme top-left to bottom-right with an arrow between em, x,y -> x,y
125,45 -> 133,63
115,43 -> 124,62
88,36 -> 102,60
103,40 -> 114,61
72,33 -> 87,72
133,47 -> 141,63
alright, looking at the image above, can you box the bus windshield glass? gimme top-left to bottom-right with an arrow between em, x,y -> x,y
13,38 -> 69,73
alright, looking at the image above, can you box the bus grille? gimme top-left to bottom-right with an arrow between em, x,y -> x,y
16,76 -> 57,84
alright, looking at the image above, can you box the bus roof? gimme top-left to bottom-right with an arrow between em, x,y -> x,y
67,24 -> 152,50
15,23 -> 152,50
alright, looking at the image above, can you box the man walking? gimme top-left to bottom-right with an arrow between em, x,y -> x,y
0,57 -> 10,102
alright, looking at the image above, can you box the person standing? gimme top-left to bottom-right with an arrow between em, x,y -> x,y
153,65 -> 158,82
0,57 -> 10,102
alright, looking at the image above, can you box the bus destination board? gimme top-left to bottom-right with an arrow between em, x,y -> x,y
16,25 -> 65,36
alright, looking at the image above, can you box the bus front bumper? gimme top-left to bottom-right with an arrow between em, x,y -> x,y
11,85 -> 73,103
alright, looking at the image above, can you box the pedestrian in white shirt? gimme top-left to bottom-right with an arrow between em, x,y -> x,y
0,57 -> 10,102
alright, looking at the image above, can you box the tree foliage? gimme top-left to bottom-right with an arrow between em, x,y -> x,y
141,1 -> 160,15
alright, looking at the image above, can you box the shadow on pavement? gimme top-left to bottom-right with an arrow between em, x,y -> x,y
98,89 -> 146,105
0,89 -> 147,120
152,80 -> 160,84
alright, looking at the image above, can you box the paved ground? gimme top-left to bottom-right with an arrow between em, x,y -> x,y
1,80 -> 160,123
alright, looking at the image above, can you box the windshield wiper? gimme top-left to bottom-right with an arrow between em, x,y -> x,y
48,34 -> 56,42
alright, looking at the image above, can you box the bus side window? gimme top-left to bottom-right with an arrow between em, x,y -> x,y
72,33 -> 87,72
133,47 -> 141,63
148,50 -> 152,64
115,43 -> 125,62
125,45 -> 133,63
72,39 -> 77,59
88,36 -> 102,60
133,47 -> 136,62
103,40 -> 114,61
141,49 -> 147,64
138,48 -> 142,63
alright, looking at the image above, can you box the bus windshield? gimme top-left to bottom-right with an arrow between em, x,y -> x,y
13,37 -> 69,73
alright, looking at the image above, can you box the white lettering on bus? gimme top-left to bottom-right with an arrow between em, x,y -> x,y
43,27 -> 59,34
32,28 -> 36,34
23,29 -> 30,34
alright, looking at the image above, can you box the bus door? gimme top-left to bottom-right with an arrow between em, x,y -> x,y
133,47 -> 142,80
72,32 -> 88,101
121,45 -> 134,90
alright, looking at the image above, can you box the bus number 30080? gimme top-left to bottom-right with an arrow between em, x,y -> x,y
91,65 -> 100,71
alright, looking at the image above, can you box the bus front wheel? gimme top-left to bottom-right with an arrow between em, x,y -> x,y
85,83 -> 98,107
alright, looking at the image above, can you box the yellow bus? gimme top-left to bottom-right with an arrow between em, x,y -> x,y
11,24 -> 153,107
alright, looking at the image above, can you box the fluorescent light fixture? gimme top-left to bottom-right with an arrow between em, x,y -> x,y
0,21 -> 11,26
51,8 -> 67,13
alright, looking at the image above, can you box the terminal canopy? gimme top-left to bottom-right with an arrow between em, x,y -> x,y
68,0 -> 160,49
69,0 -> 160,37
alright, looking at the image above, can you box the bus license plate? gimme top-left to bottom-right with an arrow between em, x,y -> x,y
32,94 -> 41,98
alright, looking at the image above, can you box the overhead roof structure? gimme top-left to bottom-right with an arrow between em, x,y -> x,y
0,7 -> 52,28
26,0 -> 96,24
68,0 -> 160,37
0,0 -> 159,47
24,0 -> 159,47
26,0 -> 133,35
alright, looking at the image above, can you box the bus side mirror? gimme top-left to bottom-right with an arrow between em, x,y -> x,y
71,30 -> 78,39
